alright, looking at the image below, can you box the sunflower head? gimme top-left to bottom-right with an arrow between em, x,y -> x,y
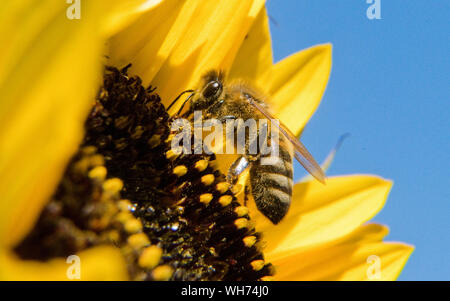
15,66 -> 274,281
1,0 -> 413,281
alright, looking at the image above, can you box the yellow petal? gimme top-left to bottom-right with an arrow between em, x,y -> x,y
149,0 -> 265,108
253,175 -> 392,254
109,0 -> 265,110
271,224 -> 414,281
107,0 -> 200,83
0,0 -> 105,247
269,223 -> 390,261
101,0 -> 163,37
258,44 -> 332,136
0,246 -> 128,281
336,243 -> 414,281
228,6 -> 273,81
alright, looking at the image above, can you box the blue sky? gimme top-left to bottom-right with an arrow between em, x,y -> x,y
266,0 -> 449,280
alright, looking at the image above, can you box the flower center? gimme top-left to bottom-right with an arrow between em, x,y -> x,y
15,66 -> 273,281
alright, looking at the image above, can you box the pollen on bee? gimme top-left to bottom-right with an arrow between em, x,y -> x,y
88,166 -> 107,181
234,218 -> 249,229
216,182 -> 229,193
102,178 -> 123,193
218,195 -> 233,207
138,245 -> 163,269
152,265 -> 174,281
194,159 -> 209,172
199,193 -> 213,205
127,233 -> 150,249
250,260 -> 265,271
201,174 -> 215,186
173,165 -> 188,177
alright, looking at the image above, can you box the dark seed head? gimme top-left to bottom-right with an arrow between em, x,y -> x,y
15,66 -> 273,281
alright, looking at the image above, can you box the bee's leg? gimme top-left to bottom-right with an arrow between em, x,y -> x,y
221,115 -> 237,121
180,106 -> 194,119
244,181 -> 250,207
241,153 -> 259,207
217,115 -> 237,126
226,155 -> 250,189
223,115 -> 243,186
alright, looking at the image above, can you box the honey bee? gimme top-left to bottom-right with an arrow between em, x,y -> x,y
169,70 -> 325,224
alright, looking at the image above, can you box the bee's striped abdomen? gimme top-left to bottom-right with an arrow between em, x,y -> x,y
249,135 -> 294,224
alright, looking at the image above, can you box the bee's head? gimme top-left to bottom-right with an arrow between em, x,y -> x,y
190,70 -> 225,112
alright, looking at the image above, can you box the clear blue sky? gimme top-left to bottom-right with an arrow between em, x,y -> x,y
266,0 -> 449,280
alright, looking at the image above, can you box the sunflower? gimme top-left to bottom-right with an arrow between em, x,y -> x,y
0,0 -> 413,280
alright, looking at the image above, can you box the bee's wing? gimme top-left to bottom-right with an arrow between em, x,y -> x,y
247,98 -> 326,184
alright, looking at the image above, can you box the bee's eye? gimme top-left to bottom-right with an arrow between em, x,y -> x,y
242,92 -> 252,100
202,80 -> 222,100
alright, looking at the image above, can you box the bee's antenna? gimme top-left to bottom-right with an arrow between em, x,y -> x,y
166,89 -> 195,111
176,92 -> 196,117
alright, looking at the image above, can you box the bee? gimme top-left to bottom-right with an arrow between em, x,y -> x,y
169,70 -> 325,224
